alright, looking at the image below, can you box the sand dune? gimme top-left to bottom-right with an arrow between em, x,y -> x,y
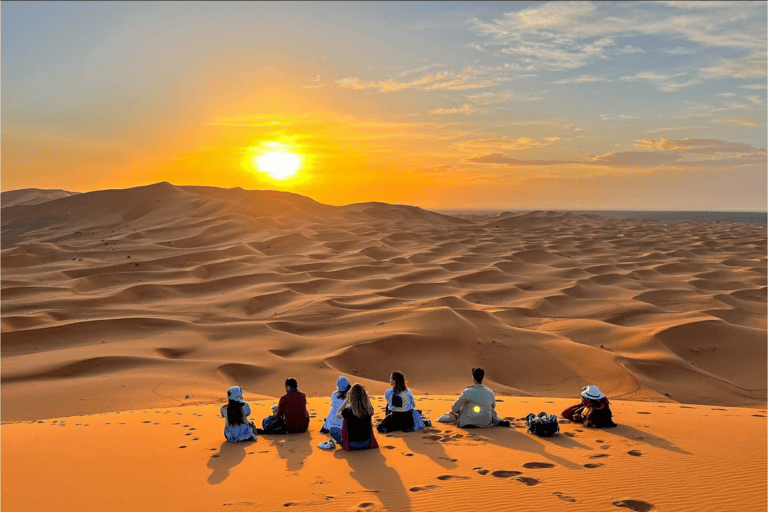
2,182 -> 766,421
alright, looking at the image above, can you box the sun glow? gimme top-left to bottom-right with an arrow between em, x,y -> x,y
254,150 -> 301,181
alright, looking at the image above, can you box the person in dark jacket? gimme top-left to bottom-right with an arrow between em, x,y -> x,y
561,385 -> 617,428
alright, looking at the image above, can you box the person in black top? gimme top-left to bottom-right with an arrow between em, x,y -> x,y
329,383 -> 378,451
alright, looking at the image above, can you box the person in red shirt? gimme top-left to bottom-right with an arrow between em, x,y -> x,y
258,378 -> 310,435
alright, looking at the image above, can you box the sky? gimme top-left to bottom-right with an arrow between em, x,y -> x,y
2,1 -> 766,210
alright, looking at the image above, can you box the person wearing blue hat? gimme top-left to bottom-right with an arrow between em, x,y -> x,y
219,386 -> 258,442
318,376 -> 351,450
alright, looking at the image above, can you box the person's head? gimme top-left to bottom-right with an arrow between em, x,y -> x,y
226,386 -> 246,425
348,383 -> 374,418
472,367 -> 485,384
285,378 -> 298,392
581,385 -> 604,401
227,386 -> 245,403
390,371 -> 406,394
336,376 -> 351,399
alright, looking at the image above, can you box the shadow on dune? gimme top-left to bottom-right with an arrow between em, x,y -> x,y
392,429 -> 459,471
604,424 -> 692,455
207,440 -> 254,484
335,448 -> 411,512
267,433 -> 313,473
457,427 -> 588,471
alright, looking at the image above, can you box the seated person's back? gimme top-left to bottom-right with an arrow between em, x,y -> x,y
277,378 -> 310,433
451,368 -> 500,428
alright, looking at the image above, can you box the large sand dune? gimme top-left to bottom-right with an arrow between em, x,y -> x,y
2,182 -> 766,421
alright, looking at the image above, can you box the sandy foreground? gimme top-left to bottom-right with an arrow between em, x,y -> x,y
1,183 -> 767,510
2,397 -> 766,512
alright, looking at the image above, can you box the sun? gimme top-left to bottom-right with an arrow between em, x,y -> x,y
254,150 -> 301,181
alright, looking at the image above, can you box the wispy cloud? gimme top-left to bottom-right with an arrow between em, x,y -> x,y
552,75 -> 606,85
620,71 -> 702,92
712,117 -> 762,128
600,114 -> 638,121
635,138 -> 766,154
463,89 -> 543,104
456,136 -> 560,153
336,65 -> 522,92
429,104 -> 477,115
700,49 -> 767,79
467,153 -> 562,166
741,83 -> 767,90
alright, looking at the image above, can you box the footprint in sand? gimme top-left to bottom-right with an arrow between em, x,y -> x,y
553,492 -> 576,502
439,457 -> 459,462
423,434 -> 442,441
612,499 -> 654,512
409,485 -> 437,492
491,470 -> 522,478
403,453 -> 414,457
523,462 -> 555,469
589,453 -> 610,459
628,450 -> 642,457
474,468 -> 489,475
356,503 -> 374,509
583,463 -> 604,469
179,445 -> 187,449
637,412 -> 651,415
382,445 -> 395,450
563,432 -> 576,438
752,414 -> 766,417
516,477 -> 539,486
437,475 -> 470,481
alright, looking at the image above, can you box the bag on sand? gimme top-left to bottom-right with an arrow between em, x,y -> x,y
526,412 -> 559,437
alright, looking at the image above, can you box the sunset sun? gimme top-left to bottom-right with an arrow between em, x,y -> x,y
255,150 -> 301,181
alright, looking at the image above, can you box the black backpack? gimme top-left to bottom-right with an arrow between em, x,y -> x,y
526,412 -> 559,437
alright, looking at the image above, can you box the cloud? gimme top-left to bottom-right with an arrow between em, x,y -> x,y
466,43 -> 485,52
429,104 -> 477,115
467,153 -> 562,166
456,136 -> 560,152
741,83 -> 767,90
712,117 -> 762,128
469,2 -> 765,77
463,89 -> 543,104
600,114 -> 638,121
700,49 -> 767,79
336,65 -> 522,92
635,138 -> 766,154
620,71 -> 702,92
552,75 -> 606,85
642,125 -> 708,134
618,45 -> 646,54
587,151 -> 682,166
303,75 -> 326,89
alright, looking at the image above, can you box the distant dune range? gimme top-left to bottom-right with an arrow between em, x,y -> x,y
2,182 -> 766,420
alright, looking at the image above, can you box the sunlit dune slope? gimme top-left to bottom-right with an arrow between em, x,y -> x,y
2,182 -> 766,421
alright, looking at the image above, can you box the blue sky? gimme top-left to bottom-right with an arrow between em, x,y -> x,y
2,1 -> 766,209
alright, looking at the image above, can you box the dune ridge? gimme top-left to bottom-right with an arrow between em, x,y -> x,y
2,183 -> 766,421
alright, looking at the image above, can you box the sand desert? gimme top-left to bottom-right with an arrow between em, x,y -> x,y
2,183 -> 766,511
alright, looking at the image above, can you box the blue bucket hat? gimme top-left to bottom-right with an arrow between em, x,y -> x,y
336,376 -> 350,392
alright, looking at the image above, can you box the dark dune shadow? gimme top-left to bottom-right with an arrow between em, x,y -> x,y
457,427 -> 587,470
267,432 -> 314,472
207,440 -> 253,484
335,448 -> 411,512
393,428 -> 459,470
603,424 -> 692,455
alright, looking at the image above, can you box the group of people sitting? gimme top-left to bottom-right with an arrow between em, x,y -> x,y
220,367 -> 616,451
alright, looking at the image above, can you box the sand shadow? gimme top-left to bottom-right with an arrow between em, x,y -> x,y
266,432 -> 314,473
603,424 -> 692,455
335,448 -> 411,512
458,426 -> 587,471
207,440 -> 253,484
391,428 -> 459,470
